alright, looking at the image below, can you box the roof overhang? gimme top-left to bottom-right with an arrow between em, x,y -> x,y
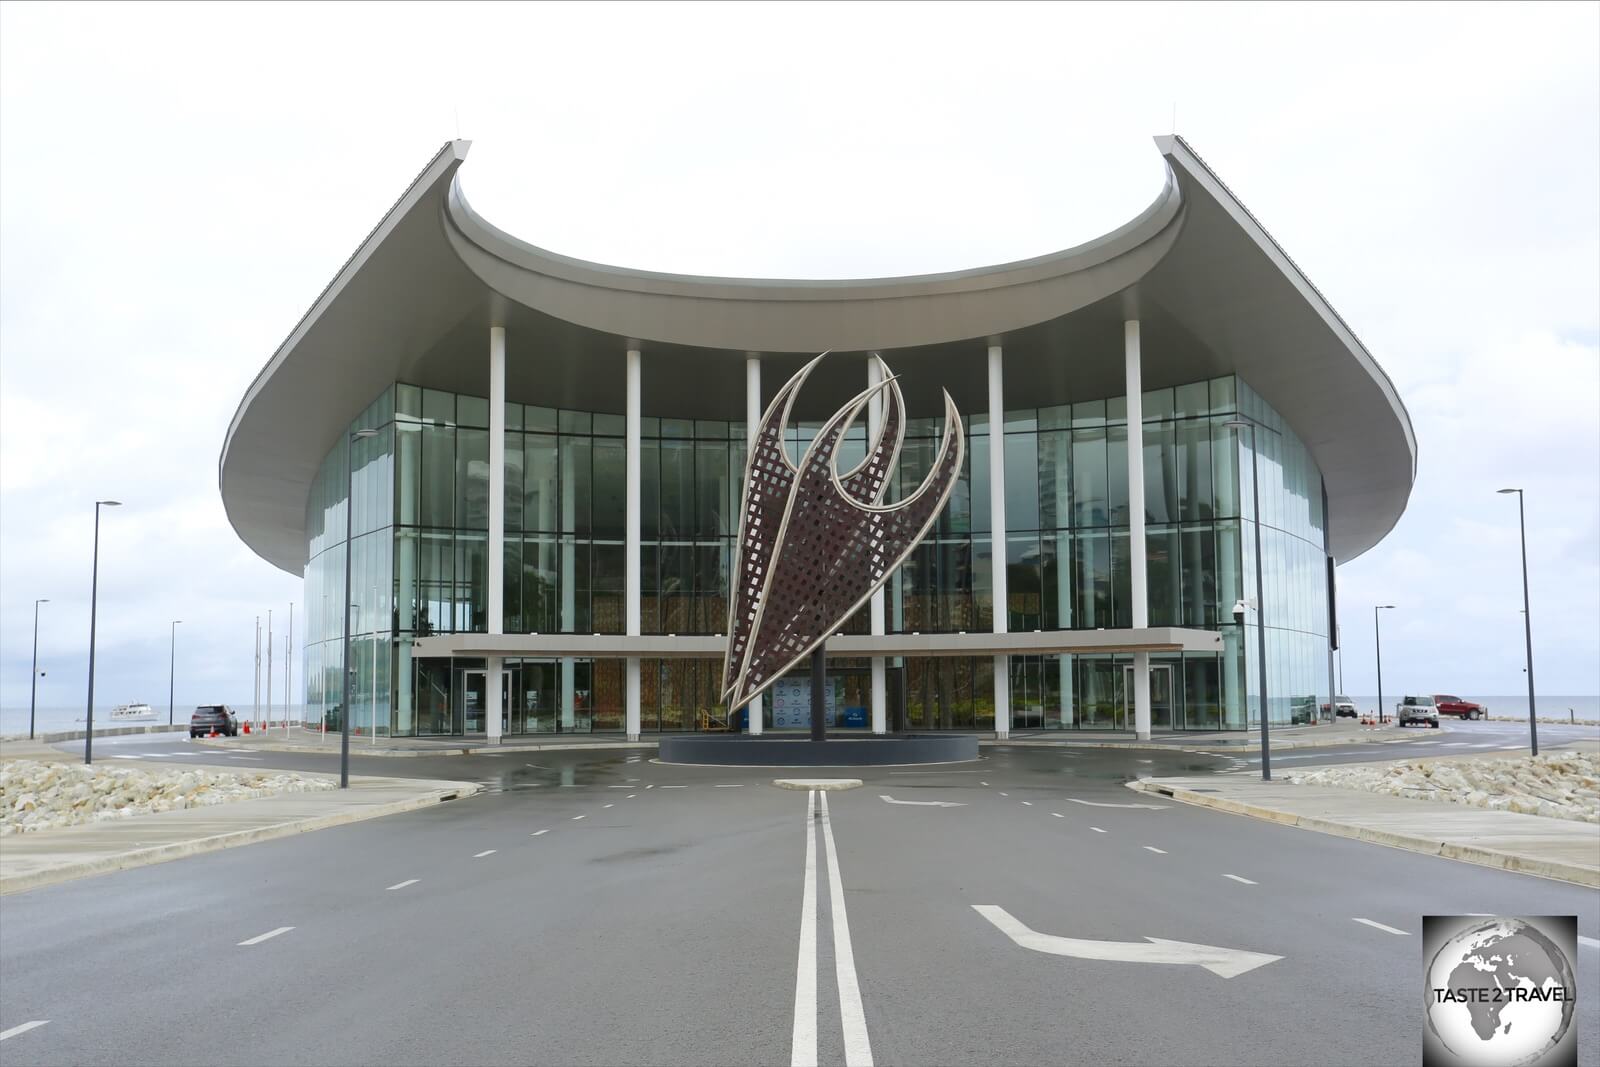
220,136 -> 1415,576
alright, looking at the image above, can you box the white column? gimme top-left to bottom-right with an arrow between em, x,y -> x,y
988,344 -> 1010,740
487,325 -> 506,742
1125,320 -> 1151,740
745,356 -> 764,736
625,347 -> 642,742
867,357 -> 889,735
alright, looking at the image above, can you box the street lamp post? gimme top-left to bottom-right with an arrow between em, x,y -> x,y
168,620 -> 182,726
1374,605 -> 1396,723
85,500 -> 122,765
340,428 -> 380,788
1498,488 -> 1538,756
1225,418 -> 1273,782
29,598 -> 49,740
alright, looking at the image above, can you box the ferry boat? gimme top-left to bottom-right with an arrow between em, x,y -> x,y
110,702 -> 157,722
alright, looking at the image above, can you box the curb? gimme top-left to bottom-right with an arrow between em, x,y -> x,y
772,778 -> 863,791
990,734 -> 1392,753
1125,780 -> 1599,888
191,738 -> 659,757
0,781 -> 480,896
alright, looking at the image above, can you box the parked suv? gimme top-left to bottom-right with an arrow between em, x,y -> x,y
190,705 -> 239,737
1322,696 -> 1359,718
1396,695 -> 1440,728
1434,695 -> 1487,720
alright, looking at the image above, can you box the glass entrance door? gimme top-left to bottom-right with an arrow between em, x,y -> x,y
1120,664 -> 1174,730
462,669 -> 487,734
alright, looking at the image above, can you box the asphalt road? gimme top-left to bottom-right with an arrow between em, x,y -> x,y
3,730 -> 1596,1066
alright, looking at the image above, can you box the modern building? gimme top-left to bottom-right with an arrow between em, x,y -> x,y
220,136 -> 1415,742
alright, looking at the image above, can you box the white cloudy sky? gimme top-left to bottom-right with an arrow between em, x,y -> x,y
1,1 -> 1596,713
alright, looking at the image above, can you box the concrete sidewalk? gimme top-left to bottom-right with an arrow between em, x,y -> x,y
193,720 -> 1401,757
192,731 -> 657,757
0,766 -> 478,895
1127,772 -> 1600,887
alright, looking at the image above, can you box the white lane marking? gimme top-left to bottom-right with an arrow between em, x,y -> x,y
571,815 -> 586,821
1067,798 -> 1169,810
980,781 -> 990,786
660,784 -> 688,789
531,829 -> 549,836
0,1021 -> 49,1042
1142,846 -> 1167,854
385,879 -> 419,891
1021,801 -> 1033,806
473,850 -> 497,858
1409,740 -> 1440,746
1051,812 -> 1065,818
1091,827 -> 1107,833
603,803 -> 614,809
112,754 -> 142,759
228,756 -> 263,761
1352,917 -> 1409,936
791,791 -> 818,1067
715,783 -> 746,788
645,784 -> 655,789
1578,935 -> 1600,951
972,905 -> 1281,978
819,792 -> 874,1066
607,785 -> 633,789
999,792 -> 1009,797
627,794 -> 637,799
1223,874 -> 1257,885
1137,759 -> 1153,764
238,926 -> 294,946
878,794 -> 965,808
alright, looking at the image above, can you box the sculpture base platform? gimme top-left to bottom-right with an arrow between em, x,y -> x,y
657,734 -> 979,767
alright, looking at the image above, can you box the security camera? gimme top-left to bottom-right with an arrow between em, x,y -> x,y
1232,599 -> 1248,618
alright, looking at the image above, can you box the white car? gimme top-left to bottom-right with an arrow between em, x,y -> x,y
1396,696 -> 1440,728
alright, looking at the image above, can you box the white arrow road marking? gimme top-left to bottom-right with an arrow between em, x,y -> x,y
972,905 -> 1282,979
0,1021 -> 49,1042
1067,798 -> 1169,810
878,795 -> 966,807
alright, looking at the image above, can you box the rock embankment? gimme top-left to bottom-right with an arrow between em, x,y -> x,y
1,760 -> 336,835
1287,751 -> 1599,824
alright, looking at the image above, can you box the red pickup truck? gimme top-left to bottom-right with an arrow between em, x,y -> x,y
1434,695 -> 1487,720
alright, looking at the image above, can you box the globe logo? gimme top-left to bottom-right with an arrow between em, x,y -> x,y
1425,918 -> 1577,1066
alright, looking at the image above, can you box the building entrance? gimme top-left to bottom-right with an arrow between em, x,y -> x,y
1120,664 -> 1174,730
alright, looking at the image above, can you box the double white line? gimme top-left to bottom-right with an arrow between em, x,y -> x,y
792,790 -> 873,1067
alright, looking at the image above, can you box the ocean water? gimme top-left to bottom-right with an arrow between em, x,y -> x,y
1,703 -> 309,738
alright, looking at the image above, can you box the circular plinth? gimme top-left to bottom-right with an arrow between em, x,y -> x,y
657,734 -> 979,767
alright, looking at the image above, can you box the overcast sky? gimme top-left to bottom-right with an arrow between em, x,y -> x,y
1,1 -> 1596,714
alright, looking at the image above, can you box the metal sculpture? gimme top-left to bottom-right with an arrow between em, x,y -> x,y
722,353 -> 965,717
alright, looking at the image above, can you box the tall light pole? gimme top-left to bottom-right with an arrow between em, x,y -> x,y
1498,488 -> 1538,756
1374,605 -> 1396,723
29,598 -> 49,740
341,428 -> 380,788
85,500 -> 122,765
168,620 -> 182,726
1225,417 -> 1273,781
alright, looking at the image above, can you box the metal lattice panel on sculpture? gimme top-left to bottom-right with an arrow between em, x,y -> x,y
722,354 -> 963,713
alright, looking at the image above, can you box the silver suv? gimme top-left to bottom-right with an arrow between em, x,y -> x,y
1397,695 -> 1440,729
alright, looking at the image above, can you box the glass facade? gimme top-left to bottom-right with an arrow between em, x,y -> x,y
300,373 -> 1333,735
